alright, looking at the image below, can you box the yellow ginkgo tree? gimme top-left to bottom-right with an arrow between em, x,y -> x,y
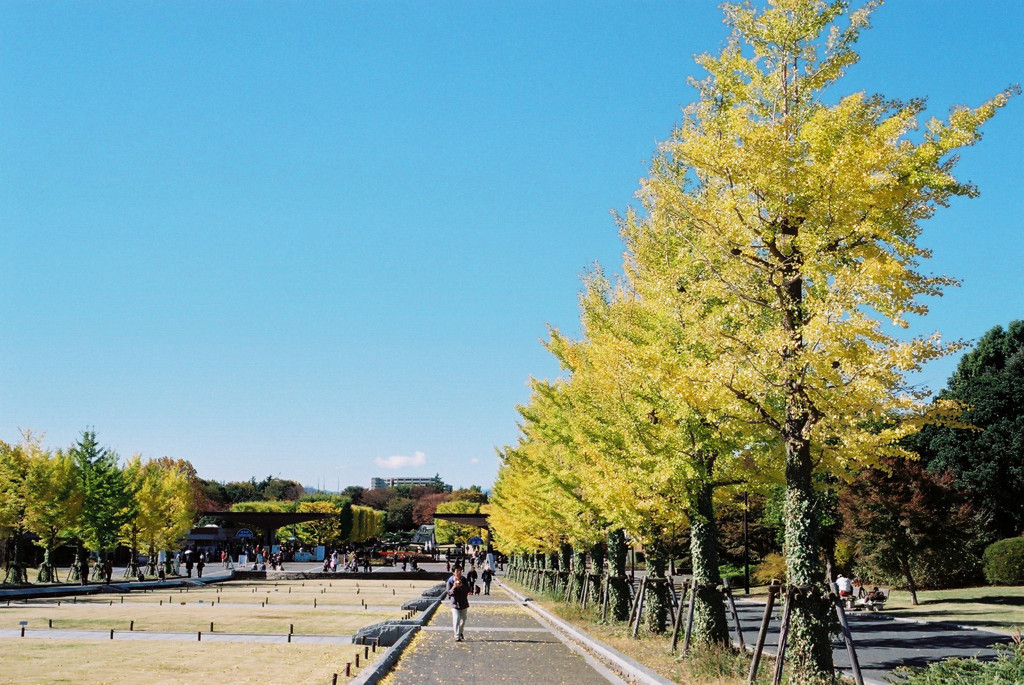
617,0 -> 1015,678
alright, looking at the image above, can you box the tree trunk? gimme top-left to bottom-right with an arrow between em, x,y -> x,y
571,548 -> 587,603
3,529 -> 28,585
607,529 -> 631,621
779,223 -> 835,683
558,543 -> 572,597
899,555 -> 919,606
783,436 -> 835,683
690,481 -> 730,646
642,538 -> 671,633
589,541 -> 606,607
36,546 -> 55,583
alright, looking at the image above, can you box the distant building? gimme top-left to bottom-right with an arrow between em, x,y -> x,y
370,476 -> 451,491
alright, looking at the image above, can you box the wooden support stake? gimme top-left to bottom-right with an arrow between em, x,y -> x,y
681,577 -> 698,655
601,573 -> 611,621
631,576 -> 648,638
669,581 -> 689,652
723,577 -> 745,650
832,586 -> 865,685
198,631 -> 202,642
110,629 -> 114,640
747,583 -> 778,684
772,587 -> 794,685
130,620 -> 134,631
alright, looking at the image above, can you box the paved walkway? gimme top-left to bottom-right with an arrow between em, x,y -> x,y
382,585 -> 630,685
729,598 -> 1013,684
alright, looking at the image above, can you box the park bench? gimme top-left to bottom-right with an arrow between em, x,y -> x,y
848,586 -> 889,611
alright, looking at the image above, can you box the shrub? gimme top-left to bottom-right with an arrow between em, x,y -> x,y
717,562 -> 746,588
752,553 -> 786,586
983,538 -> 1024,585
894,639 -> 1024,684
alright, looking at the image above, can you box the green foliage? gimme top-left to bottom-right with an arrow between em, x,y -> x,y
717,563 -> 747,588
894,640 -> 1024,684
71,431 -> 134,557
915,321 -> 1024,540
384,497 -> 415,533
449,487 -> 488,504
983,538 -> 1024,586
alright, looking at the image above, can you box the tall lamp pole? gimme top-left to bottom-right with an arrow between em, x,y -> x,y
743,491 -> 750,594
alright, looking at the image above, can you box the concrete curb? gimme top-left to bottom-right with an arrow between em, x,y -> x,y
348,625 -> 421,685
497,580 -> 675,685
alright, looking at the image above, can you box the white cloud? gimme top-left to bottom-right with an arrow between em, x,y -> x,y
375,451 -> 427,470
470,457 -> 479,464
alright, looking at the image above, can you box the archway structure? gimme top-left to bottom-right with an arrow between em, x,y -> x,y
204,511 -> 336,548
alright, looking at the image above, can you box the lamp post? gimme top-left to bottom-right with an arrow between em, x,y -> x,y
743,491 -> 750,594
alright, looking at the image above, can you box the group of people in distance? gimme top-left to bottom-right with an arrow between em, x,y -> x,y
445,562 -> 494,642
836,573 -> 887,608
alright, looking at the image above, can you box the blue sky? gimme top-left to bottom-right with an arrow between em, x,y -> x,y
1,1 -> 1021,491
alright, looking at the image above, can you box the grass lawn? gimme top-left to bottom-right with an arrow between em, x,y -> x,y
0,579 -> 439,684
0,641 -> 380,685
869,585 -> 1024,634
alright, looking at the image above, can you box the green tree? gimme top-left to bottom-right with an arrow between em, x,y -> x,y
70,431 -> 134,562
341,485 -> 365,505
385,497 -> 416,533
914,321 -> 1024,539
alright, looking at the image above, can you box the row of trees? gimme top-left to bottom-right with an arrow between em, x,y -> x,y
0,430 -> 199,583
490,1 -> 1013,682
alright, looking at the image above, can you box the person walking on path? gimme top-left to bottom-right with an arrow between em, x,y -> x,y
481,566 -> 493,595
446,563 -> 471,642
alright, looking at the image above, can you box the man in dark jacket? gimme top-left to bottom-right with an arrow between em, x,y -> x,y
481,566 -> 493,595
446,564 -> 470,641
